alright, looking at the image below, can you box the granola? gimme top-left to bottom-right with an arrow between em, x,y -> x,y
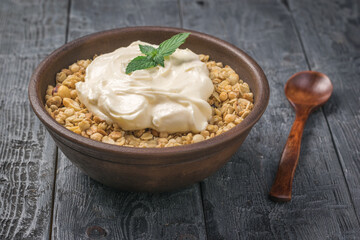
44,55 -> 254,148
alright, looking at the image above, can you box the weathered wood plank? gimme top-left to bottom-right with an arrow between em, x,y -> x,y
52,153 -> 206,239
0,0 -> 68,239
51,0 -> 207,239
69,0 -> 181,40
289,0 -> 360,221
181,0 -> 360,239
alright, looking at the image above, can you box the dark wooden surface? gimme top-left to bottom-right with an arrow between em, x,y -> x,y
0,0 -> 359,239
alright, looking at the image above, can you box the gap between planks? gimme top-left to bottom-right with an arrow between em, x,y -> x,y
49,147 -> 59,240
49,0 -> 72,239
177,1 -> 209,239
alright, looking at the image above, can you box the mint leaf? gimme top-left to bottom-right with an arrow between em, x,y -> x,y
125,56 -> 157,74
139,45 -> 157,56
126,32 -> 190,74
153,54 -> 165,67
157,32 -> 190,57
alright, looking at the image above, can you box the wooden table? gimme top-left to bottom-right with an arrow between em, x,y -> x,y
1,0 -> 359,239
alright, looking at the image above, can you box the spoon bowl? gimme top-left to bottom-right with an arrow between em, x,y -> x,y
285,71 -> 333,109
270,71 -> 333,201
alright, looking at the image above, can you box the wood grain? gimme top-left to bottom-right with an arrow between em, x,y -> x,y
289,0 -> 360,221
181,0 -> 360,238
1,0 -> 359,239
0,0 -> 68,239
52,152 -> 206,239
69,0 -> 181,40
51,0 -> 206,239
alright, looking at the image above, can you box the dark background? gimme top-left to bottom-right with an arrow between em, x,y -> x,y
0,0 -> 359,239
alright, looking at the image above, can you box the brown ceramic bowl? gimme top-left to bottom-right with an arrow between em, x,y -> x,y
28,27 -> 269,192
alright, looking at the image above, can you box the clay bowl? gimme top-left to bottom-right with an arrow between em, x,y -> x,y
28,26 -> 269,192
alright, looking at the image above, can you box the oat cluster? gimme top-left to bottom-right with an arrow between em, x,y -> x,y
44,54 -> 254,148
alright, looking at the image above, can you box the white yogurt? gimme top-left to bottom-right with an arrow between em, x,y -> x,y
76,41 -> 214,133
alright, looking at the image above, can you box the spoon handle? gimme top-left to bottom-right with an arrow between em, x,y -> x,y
269,111 -> 309,202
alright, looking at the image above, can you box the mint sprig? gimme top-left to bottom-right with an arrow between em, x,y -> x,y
126,32 -> 190,74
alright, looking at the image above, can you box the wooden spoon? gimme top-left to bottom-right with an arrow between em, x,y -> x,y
269,71 -> 333,202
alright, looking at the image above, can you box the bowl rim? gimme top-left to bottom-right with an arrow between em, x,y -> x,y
29,26 -> 269,159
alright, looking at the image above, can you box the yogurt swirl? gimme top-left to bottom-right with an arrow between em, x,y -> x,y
76,41 -> 214,133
